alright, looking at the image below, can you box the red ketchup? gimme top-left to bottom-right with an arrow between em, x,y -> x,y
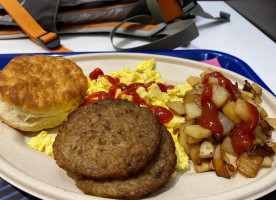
200,84 -> 223,134
144,81 -> 175,92
84,68 -> 174,124
89,68 -> 104,80
148,105 -> 173,124
203,71 -> 239,101
230,102 -> 259,154
200,71 -> 240,135
202,71 -> 259,154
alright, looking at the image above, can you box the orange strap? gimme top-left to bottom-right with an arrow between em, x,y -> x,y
0,0 -> 72,52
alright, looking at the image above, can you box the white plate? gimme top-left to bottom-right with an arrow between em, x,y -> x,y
0,53 -> 276,200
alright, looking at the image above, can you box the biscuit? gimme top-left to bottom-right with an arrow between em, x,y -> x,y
53,99 -> 162,179
74,124 -> 177,199
0,55 -> 88,131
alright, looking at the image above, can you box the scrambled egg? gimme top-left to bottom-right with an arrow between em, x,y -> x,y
87,59 -> 192,129
28,131 -> 56,156
87,58 -> 192,170
168,129 -> 189,170
28,59 -> 192,171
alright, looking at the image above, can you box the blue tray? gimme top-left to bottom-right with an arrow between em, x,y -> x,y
0,49 -> 275,200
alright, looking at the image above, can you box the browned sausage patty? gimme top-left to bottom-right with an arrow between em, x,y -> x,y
53,99 -> 162,179
74,125 -> 177,199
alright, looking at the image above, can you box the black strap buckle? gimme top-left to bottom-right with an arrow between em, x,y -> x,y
36,32 -> 60,49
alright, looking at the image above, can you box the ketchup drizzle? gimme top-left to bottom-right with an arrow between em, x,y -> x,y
84,68 -> 174,124
203,71 -> 239,101
230,102 -> 260,154
200,84 -> 223,134
89,68 -> 104,80
202,71 -> 259,154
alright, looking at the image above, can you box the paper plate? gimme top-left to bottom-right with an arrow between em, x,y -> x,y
0,53 -> 276,200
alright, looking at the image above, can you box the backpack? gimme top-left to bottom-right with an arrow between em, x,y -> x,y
0,0 -> 230,52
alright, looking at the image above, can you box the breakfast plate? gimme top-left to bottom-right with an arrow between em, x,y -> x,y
0,52 -> 276,200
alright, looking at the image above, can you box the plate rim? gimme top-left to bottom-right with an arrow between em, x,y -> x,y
0,52 -> 276,200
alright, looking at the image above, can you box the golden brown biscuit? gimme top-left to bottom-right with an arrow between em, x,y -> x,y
0,55 -> 88,131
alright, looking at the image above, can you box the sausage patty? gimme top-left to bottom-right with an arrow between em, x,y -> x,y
53,99 -> 162,179
74,125 -> 177,199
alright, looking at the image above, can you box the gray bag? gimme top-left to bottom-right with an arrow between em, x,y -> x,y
0,0 -> 230,51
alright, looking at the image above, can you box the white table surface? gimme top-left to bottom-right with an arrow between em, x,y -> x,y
0,1 -> 275,95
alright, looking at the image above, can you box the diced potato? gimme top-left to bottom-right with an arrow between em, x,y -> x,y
213,144 -> 233,179
184,103 -> 202,120
254,95 -> 262,105
208,77 -> 218,85
242,81 -> 261,104
193,83 -> 204,94
265,118 -> 276,129
261,156 -> 273,167
257,105 -> 268,118
212,84 -> 230,108
252,143 -> 275,157
199,141 -> 215,158
166,101 -> 185,115
187,76 -> 201,86
206,136 -> 215,144
235,98 -> 251,122
236,152 -> 263,178
256,105 -> 263,113
222,101 -> 242,124
254,138 -> 263,145
240,90 -> 254,100
245,98 -> 257,107
181,70 -> 273,178
184,93 -> 201,105
259,119 -> 273,137
209,160 -> 215,170
178,131 -> 190,156
260,108 -> 268,118
226,163 -> 235,175
254,137 -> 263,144
183,92 -> 202,120
266,141 -> 276,154
251,82 -> 262,95
194,161 -> 213,173
184,125 -> 212,139
190,144 -> 201,165
218,112 -> 235,135
178,120 -> 196,155
221,136 -> 238,156
254,125 -> 267,141
224,152 -> 237,169
187,136 -> 202,144
200,68 -> 213,81
179,119 -> 196,130
222,151 -> 230,163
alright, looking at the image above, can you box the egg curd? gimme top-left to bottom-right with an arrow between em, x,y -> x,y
28,131 -> 56,156
28,59 -> 192,171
